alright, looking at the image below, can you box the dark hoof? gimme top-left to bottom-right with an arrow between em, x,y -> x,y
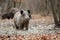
25,28 -> 28,30
16,27 -> 19,29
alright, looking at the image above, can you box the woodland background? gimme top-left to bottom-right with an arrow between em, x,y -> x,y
0,0 -> 60,26
0,0 -> 60,40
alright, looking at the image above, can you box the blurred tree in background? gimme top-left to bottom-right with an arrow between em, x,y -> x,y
0,0 -> 21,14
0,0 -> 51,15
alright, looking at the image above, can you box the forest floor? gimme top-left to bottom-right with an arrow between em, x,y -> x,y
0,14 -> 60,40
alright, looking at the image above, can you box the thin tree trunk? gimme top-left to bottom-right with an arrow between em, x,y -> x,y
57,0 -> 60,23
49,0 -> 58,26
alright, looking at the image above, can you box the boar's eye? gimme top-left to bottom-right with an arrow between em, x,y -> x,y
20,10 -> 25,16
20,10 -> 23,15
27,10 -> 30,13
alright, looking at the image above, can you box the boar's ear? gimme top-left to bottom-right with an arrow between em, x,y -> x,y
27,10 -> 30,13
20,10 -> 23,14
